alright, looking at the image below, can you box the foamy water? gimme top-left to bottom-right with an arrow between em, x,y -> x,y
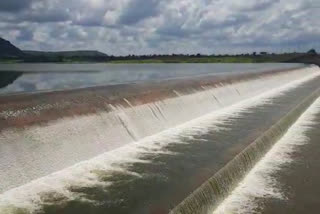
0,67 -> 319,213
213,98 -> 320,214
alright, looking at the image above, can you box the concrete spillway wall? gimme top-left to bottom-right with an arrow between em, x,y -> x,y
0,65 -> 319,194
170,78 -> 320,214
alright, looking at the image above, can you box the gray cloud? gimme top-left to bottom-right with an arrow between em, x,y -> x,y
24,9 -> 70,23
119,0 -> 160,25
237,0 -> 281,11
16,29 -> 34,41
0,0 -> 32,12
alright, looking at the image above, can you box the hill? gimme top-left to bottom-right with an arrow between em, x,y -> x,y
0,37 -> 25,58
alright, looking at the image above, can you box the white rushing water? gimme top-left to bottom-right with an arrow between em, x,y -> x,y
0,66 -> 319,213
213,97 -> 320,214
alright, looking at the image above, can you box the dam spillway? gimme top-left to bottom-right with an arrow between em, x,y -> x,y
0,64 -> 320,214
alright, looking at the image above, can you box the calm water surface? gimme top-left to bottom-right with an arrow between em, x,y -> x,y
0,63 -> 303,94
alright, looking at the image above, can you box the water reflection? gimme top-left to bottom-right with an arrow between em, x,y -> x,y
0,71 -> 22,89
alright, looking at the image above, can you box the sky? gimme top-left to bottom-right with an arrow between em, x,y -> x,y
0,0 -> 319,55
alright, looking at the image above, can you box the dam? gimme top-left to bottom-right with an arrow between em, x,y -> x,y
0,63 -> 320,214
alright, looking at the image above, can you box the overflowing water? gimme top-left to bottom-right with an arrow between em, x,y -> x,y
213,97 -> 320,214
170,77 -> 320,214
0,64 -> 319,214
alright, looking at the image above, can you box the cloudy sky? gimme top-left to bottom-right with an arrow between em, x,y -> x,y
0,0 -> 319,55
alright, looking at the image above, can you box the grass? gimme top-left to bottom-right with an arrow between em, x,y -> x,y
109,59 -> 165,64
109,57 -> 256,64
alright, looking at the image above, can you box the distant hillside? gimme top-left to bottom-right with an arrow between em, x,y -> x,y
0,37 -> 25,58
24,50 -> 108,58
